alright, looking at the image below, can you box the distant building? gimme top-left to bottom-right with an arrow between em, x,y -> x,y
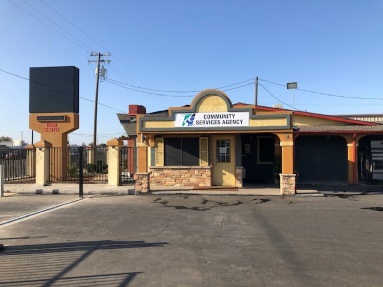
0,139 -> 27,148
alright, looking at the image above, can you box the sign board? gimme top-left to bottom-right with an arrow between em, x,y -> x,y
287,82 -> 298,89
175,112 -> 249,128
29,66 -> 79,113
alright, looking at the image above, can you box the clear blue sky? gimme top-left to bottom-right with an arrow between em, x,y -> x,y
1,0 -> 382,145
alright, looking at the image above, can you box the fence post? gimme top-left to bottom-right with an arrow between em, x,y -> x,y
79,146 -> 84,198
107,138 -> 123,186
35,140 -> 51,185
0,164 -> 4,197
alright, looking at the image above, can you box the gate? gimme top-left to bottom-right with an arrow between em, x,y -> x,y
48,146 -> 108,183
119,146 -> 135,184
0,148 -> 36,183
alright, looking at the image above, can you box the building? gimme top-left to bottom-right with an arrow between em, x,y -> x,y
118,89 -> 383,195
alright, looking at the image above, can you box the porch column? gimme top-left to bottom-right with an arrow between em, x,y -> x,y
134,142 -> 150,193
276,133 -> 295,195
34,140 -> 51,185
343,134 -> 360,185
106,138 -> 123,186
87,146 -> 94,164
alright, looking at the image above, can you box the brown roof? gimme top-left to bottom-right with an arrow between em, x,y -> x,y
299,125 -> 383,134
117,113 -> 137,137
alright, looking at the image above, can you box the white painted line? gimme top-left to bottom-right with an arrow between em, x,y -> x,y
0,198 -> 88,228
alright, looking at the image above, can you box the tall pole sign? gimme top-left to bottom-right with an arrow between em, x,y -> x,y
29,66 -> 80,181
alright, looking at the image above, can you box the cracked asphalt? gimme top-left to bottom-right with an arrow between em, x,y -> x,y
0,194 -> 382,286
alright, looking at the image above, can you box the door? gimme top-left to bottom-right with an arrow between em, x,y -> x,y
211,135 -> 236,186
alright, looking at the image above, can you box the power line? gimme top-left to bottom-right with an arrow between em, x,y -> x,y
40,0 -> 108,53
105,79 -> 195,98
21,0 -> 94,51
12,0 -> 381,103
258,78 -> 285,87
40,0 -> 144,87
258,83 -> 298,111
107,78 -> 200,93
0,68 -> 125,113
8,0 -> 91,52
218,78 -> 254,90
71,132 -> 123,136
258,78 -> 383,101
107,77 -> 255,94
222,82 -> 253,92
80,97 -> 125,113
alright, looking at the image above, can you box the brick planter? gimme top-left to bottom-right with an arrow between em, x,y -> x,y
150,166 -> 211,187
279,173 -> 296,195
134,173 -> 150,193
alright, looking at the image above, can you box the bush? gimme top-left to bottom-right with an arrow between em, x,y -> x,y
68,163 -> 79,178
87,160 -> 108,173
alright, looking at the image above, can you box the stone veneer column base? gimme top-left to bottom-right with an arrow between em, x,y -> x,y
134,173 -> 151,193
235,167 -> 244,188
280,174 -> 296,195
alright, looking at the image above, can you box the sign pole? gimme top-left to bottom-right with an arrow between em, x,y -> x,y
79,146 -> 84,198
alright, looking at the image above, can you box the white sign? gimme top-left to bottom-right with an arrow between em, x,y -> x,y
175,112 -> 249,128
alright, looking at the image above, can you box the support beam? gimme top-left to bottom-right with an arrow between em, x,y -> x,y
343,134 -> 361,185
275,132 -> 296,195
107,138 -> 123,186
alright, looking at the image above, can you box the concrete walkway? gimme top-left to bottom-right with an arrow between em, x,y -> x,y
3,182 -> 382,197
2,183 -> 302,196
3,183 -> 134,196
4,183 -> 284,196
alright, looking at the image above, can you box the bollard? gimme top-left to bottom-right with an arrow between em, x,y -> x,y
0,164 -> 4,197
78,147 -> 84,198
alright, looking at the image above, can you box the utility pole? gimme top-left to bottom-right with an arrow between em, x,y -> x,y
255,77 -> 259,106
88,52 -> 111,160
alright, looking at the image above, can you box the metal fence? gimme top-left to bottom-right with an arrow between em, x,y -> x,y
119,146 -> 135,185
1,146 -> 135,185
48,146 -> 109,183
0,148 -> 36,183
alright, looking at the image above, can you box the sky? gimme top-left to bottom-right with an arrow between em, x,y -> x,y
1,0 -> 383,145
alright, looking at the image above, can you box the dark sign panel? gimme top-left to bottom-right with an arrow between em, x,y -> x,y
29,66 -> 79,113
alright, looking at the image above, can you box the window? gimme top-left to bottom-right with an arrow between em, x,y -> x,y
155,138 -> 164,166
257,136 -> 274,164
199,137 -> 209,166
164,138 -> 199,166
216,139 -> 230,163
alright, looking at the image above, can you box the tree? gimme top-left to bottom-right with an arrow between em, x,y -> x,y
0,136 -> 12,142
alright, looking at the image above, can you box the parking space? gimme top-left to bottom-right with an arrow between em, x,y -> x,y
0,194 -> 382,286
0,195 -> 80,224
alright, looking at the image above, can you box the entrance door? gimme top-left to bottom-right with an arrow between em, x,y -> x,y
211,135 -> 236,186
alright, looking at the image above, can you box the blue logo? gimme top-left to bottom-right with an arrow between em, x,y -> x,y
182,113 -> 195,126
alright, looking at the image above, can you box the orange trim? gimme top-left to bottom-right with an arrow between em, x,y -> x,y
352,133 -> 357,184
252,105 -> 377,126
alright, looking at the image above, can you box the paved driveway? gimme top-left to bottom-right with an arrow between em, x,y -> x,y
0,194 -> 382,286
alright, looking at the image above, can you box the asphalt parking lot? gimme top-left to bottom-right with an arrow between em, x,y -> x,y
0,193 -> 382,286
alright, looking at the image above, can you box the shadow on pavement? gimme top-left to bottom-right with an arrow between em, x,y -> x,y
297,182 -> 383,196
1,240 -> 167,287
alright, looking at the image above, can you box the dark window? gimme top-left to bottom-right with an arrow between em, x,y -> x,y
258,137 -> 274,163
165,138 -> 199,166
165,138 -> 181,166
